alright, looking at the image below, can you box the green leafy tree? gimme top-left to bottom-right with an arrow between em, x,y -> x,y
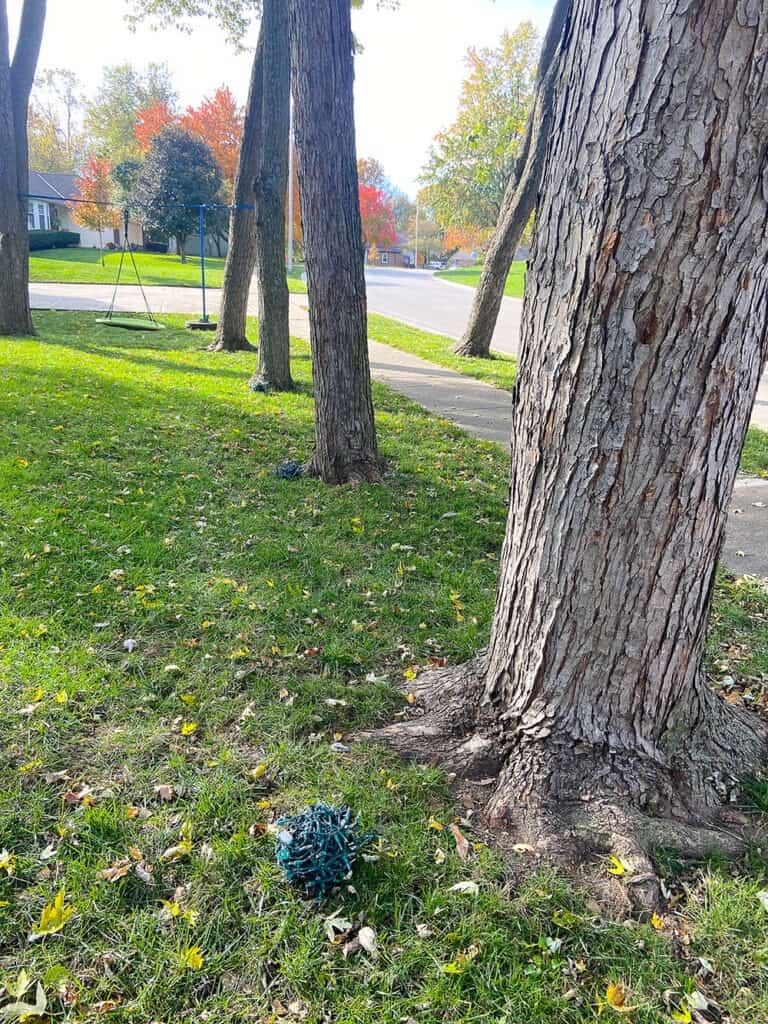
85,62 -> 177,162
132,126 -> 224,262
28,67 -> 87,172
420,22 -> 539,231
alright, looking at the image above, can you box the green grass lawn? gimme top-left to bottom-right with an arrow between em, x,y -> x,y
368,312 -> 517,392
436,261 -> 527,299
1,311 -> 767,1023
29,247 -> 307,293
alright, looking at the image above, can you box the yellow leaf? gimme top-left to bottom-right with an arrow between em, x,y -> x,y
604,981 -> 637,1013
16,457 -> 29,468
427,817 -> 444,831
650,912 -> 664,930
404,667 -> 417,681
386,778 -> 398,791
180,694 -> 196,707
160,899 -> 182,918
405,692 -> 416,704
670,1004 -> 692,1024
28,687 -> 44,704
180,722 -> 198,737
251,764 -> 267,780
0,850 -> 16,877
183,945 -> 204,970
607,854 -> 632,876
255,799 -> 271,810
161,839 -> 192,863
54,690 -> 68,704
29,889 -> 75,939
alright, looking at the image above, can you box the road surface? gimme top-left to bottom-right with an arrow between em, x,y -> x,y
364,266 -> 522,355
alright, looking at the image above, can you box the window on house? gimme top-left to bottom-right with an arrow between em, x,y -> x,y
381,252 -> 389,265
28,205 -> 35,230
37,203 -> 49,230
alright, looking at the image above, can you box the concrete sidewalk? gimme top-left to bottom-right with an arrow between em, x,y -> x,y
29,282 -> 768,576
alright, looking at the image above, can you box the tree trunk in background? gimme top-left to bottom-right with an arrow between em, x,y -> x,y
455,0 -> 570,359
372,0 -> 768,833
177,235 -> 186,263
289,0 -> 383,483
0,0 -> 46,336
210,26 -> 265,353
249,0 -> 292,391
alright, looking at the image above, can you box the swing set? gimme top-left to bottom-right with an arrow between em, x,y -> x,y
95,212 -> 164,331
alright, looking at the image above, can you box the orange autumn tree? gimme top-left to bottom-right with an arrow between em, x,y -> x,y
181,87 -> 244,194
71,156 -> 121,264
134,99 -> 177,155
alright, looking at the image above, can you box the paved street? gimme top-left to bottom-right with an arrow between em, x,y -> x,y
365,266 -> 523,356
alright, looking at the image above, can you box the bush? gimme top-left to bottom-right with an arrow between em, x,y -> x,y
144,240 -> 168,254
28,230 -> 80,251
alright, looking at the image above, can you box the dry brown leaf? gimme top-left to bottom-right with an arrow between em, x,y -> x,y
97,858 -> 132,883
450,823 -> 470,861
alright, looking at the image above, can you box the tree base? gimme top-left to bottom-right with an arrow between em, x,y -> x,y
304,450 -> 387,485
248,373 -> 294,394
358,660 -> 767,914
453,337 -> 493,359
207,336 -> 258,353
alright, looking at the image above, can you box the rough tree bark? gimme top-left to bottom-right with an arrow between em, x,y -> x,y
455,0 -> 571,359
249,0 -> 292,391
209,25 -> 265,352
366,0 -> 768,868
289,0 -> 384,483
0,0 -> 46,336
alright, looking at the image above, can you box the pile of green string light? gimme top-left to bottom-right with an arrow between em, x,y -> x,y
274,804 -> 376,899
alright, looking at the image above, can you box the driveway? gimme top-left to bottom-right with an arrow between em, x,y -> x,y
365,266 -> 522,356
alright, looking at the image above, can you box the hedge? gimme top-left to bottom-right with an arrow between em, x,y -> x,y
28,230 -> 80,251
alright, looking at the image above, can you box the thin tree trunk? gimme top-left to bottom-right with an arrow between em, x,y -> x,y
455,0 -> 571,359
177,235 -> 186,263
249,0 -> 292,391
210,25 -> 265,353
0,0 -> 46,336
289,0 -> 383,484
368,0 -> 768,831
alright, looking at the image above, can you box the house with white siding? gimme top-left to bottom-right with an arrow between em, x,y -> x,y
27,171 -> 143,248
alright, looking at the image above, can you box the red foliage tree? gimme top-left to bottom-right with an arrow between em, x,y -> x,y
71,156 -> 121,263
359,184 -> 396,248
134,99 -> 177,155
181,86 -> 244,192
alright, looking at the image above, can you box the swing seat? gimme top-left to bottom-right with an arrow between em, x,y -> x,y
95,316 -> 164,331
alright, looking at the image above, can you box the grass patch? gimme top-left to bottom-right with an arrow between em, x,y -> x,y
368,312 -> 517,392
742,426 -> 768,477
0,311 -> 766,1022
29,247 -> 307,294
436,261 -> 526,299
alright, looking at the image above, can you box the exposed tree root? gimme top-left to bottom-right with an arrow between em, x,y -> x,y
357,662 -> 767,917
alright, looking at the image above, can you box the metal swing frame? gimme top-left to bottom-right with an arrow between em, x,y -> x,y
95,212 -> 164,331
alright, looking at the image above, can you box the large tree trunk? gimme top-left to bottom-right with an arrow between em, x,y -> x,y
289,0 -> 383,484
369,0 -> 768,847
0,0 -> 45,336
455,0 -> 571,360
209,26 -> 265,353
249,0 -> 292,391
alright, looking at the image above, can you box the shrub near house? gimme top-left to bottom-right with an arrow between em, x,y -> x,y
28,230 -> 80,251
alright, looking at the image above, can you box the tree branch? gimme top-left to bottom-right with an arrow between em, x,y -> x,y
10,0 -> 46,108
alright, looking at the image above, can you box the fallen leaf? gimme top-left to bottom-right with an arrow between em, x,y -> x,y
0,981 -> 47,1021
604,981 -> 637,1013
0,850 -> 16,876
180,722 -> 198,737
416,923 -> 432,939
450,823 -> 470,861
154,784 -> 176,802
607,854 -> 632,877
182,946 -> 204,970
448,881 -> 479,896
97,858 -> 132,883
512,843 -> 535,855
29,889 -> 75,940
357,926 -> 377,955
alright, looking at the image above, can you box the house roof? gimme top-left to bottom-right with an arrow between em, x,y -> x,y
28,170 -> 80,201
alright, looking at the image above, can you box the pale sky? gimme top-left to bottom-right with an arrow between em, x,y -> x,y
8,0 -> 554,197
